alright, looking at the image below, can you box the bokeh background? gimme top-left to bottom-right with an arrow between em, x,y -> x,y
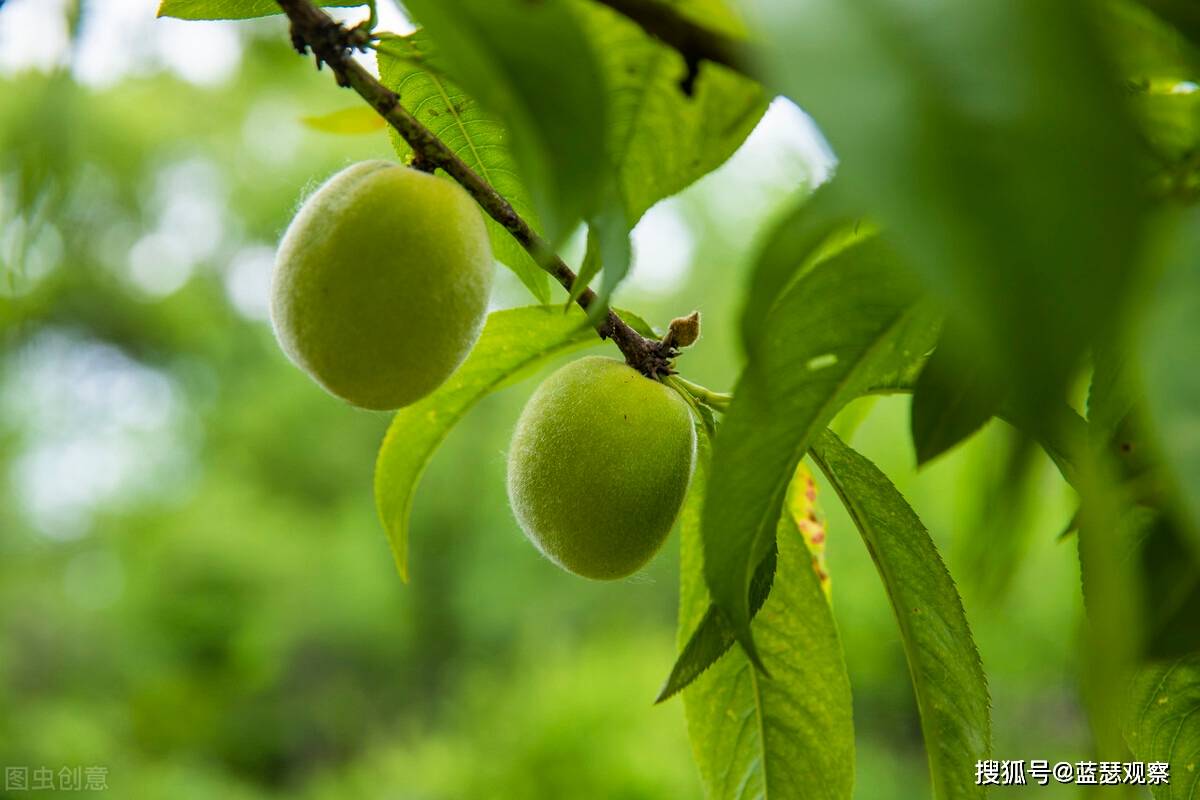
1,1 -> 1088,797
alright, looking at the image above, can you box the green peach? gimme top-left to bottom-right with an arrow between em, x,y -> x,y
271,161 -> 493,410
506,356 -> 697,580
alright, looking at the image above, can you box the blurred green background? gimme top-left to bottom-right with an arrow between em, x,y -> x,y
1,1 -> 1090,797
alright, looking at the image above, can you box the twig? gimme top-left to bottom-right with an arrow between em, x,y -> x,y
591,0 -> 754,79
273,0 -> 672,378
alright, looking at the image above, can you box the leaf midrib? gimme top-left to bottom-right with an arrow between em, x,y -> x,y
425,70 -> 492,185
742,300 -> 923,624
749,657 -> 771,800
813,435 -> 989,800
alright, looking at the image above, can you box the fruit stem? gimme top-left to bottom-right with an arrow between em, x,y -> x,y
672,376 -> 733,413
275,0 -> 668,378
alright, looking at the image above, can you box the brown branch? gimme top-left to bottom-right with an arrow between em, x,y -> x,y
591,0 -> 755,79
273,0 -> 672,378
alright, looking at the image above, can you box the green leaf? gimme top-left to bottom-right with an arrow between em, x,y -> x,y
740,184 -> 862,353
705,234 -> 940,664
750,0 -> 1146,426
1125,655 -> 1200,798
811,429 -> 991,800
1135,510 -> 1200,660
1100,1 -> 1200,167
659,460 -> 831,702
910,323 -> 1001,466
680,436 -> 855,800
575,0 -> 768,224
657,547 -> 776,704
1135,0 -> 1200,50
1142,208 -> 1200,554
1088,338 -> 1141,447
375,32 -> 550,303
374,305 -> 644,581
400,0 -> 608,243
1076,460 -> 1146,757
300,107 -> 387,135
157,0 -> 362,20
584,193 -> 633,324
565,225 -> 603,310
867,349 -> 1091,493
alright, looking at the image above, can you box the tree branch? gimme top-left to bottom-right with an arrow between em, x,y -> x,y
273,0 -> 672,378
590,0 -> 755,80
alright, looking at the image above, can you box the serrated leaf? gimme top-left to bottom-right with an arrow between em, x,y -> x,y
705,234 -> 940,665
679,435 -> 855,800
750,0 -> 1146,429
911,323 -> 1002,466
1125,655 -> 1200,798
575,0 -> 768,224
376,32 -> 549,303
157,0 -> 361,20
659,460 -> 830,703
300,107 -> 387,135
811,429 -> 991,800
657,546 -> 776,704
374,305 -> 649,581
400,0 -> 608,243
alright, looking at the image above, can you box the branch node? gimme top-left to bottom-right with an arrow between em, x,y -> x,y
678,55 -> 701,97
409,152 -> 437,173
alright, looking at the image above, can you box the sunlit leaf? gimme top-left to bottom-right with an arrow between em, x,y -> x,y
656,548 -> 775,703
576,0 -> 767,224
1100,1 -> 1200,181
400,0 -> 608,243
300,107 -> 387,135
1135,0 -> 1200,50
658,460 -> 832,704
376,32 -> 550,303
812,429 -> 991,800
374,305 -> 651,581
705,233 -> 939,664
157,0 -> 362,20
679,436 -> 855,799
1125,654 -> 1200,799
659,453 -> 829,702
